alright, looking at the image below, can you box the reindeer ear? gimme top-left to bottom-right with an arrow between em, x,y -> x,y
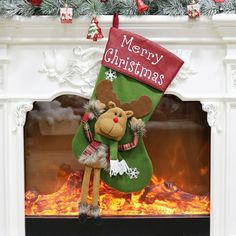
125,110 -> 133,118
108,101 -> 116,108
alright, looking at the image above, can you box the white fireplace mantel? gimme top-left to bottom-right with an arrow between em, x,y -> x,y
0,15 -> 236,236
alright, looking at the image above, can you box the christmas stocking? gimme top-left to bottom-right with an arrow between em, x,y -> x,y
72,14 -> 184,193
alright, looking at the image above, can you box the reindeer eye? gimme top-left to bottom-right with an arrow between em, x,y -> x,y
119,114 -> 122,117
114,112 -> 117,116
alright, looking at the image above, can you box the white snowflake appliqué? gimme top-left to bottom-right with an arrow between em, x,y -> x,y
105,69 -> 117,81
127,168 -> 140,180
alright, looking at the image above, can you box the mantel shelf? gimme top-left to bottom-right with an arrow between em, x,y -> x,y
1,14 -> 236,44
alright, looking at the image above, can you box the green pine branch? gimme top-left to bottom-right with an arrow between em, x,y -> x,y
221,0 -> 236,13
80,0 -> 105,16
0,0 -> 35,17
68,0 -> 84,17
0,0 -> 236,17
118,0 -> 137,15
148,0 -> 159,15
17,0 -> 36,16
102,0 -> 120,15
200,0 -> 218,16
157,0 -> 186,16
40,0 -> 63,15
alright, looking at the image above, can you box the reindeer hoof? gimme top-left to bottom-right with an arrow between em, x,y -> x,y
90,205 -> 100,219
79,213 -> 87,223
93,216 -> 102,225
78,203 -> 89,223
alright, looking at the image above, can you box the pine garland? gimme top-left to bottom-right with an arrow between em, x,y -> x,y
0,0 -> 235,17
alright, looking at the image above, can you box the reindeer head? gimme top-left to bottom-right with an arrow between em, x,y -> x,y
95,101 -> 133,141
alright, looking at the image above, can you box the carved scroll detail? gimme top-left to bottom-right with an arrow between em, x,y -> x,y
40,47 -> 104,98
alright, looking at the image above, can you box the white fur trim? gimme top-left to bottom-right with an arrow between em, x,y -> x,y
90,206 -> 100,217
109,159 -> 140,179
79,203 -> 89,214
118,160 -> 131,175
84,100 -> 105,118
109,160 -> 120,176
129,119 -> 146,136
79,144 -> 109,169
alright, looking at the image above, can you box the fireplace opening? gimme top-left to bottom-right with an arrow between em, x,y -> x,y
24,95 -> 210,218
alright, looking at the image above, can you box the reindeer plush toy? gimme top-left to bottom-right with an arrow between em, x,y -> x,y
77,81 -> 148,222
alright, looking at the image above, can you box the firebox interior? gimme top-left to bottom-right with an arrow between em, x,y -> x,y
24,95 -> 210,217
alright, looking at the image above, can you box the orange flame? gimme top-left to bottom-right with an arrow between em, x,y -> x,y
25,172 -> 210,217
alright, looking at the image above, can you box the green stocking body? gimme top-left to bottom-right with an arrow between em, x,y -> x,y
72,66 -> 163,193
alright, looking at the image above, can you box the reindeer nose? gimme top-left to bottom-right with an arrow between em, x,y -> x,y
113,117 -> 119,123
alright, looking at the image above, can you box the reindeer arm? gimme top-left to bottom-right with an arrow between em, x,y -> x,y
118,118 -> 146,151
82,113 -> 94,142
81,100 -> 106,142
118,132 -> 139,151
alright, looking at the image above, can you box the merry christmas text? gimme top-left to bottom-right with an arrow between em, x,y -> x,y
104,34 -> 165,85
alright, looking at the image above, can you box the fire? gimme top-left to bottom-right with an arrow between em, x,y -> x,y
25,171 -> 210,217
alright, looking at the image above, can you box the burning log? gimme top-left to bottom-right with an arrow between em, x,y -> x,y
25,171 -> 210,217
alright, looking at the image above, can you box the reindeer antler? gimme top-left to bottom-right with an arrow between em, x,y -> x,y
95,80 -> 152,118
96,80 -> 122,107
122,96 -> 152,118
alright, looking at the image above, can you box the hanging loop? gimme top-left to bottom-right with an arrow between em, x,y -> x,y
113,13 -> 119,28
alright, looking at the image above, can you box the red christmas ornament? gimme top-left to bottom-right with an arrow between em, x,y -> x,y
60,6 -> 73,24
136,0 -> 149,14
87,17 -> 104,42
214,0 -> 225,2
28,0 -> 42,6
187,1 -> 200,19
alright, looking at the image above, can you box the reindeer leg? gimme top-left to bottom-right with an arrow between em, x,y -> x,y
90,168 -> 101,223
79,165 -> 92,223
